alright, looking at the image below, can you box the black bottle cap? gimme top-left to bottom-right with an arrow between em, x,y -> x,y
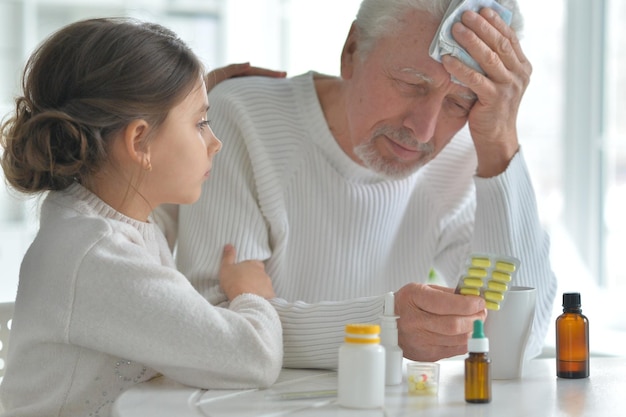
563,292 -> 581,308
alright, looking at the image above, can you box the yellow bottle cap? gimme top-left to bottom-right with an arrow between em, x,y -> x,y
344,324 -> 381,344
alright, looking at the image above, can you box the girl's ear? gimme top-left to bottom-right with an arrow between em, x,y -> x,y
122,120 -> 151,170
340,22 -> 359,80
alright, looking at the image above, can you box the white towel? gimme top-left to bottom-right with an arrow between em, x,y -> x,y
429,0 -> 513,81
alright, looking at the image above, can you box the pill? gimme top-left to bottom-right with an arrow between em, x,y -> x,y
495,261 -> 516,272
463,277 -> 484,287
471,257 -> 492,268
487,281 -> 508,292
491,271 -> 512,282
485,301 -> 501,311
467,268 -> 488,278
484,291 -> 505,302
459,287 -> 481,296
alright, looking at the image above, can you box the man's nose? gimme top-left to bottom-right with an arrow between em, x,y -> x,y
402,97 -> 441,143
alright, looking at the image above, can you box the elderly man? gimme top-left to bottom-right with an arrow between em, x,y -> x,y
157,0 -> 556,368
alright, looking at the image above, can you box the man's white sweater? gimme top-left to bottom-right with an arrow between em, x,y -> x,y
162,72 -> 557,369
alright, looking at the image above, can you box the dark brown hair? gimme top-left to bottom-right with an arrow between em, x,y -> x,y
0,17 -> 204,193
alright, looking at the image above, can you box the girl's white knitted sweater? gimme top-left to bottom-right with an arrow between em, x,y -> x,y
160,72 -> 557,369
0,184 -> 282,417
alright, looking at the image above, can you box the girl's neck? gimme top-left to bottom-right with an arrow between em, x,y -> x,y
87,170 -> 153,222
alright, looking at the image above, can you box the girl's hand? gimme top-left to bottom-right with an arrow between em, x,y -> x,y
218,244 -> 276,300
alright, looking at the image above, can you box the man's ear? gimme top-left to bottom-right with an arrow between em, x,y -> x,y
340,22 -> 359,80
122,119 -> 151,170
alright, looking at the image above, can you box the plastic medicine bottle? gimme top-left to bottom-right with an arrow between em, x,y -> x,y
465,319 -> 491,404
556,292 -> 589,378
338,323 -> 385,408
380,292 -> 403,386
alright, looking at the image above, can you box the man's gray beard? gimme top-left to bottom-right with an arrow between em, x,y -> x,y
353,126 -> 434,180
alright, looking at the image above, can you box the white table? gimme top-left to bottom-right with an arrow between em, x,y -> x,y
112,357 -> 626,417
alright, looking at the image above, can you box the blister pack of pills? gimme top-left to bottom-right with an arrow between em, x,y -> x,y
454,253 -> 520,310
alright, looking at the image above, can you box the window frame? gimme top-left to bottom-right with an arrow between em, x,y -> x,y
562,0 -> 608,285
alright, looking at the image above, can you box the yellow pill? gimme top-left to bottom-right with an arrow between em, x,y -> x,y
460,287 -> 481,296
467,268 -> 488,278
486,301 -> 501,311
463,277 -> 484,287
487,281 -> 508,292
484,291 -> 505,302
471,257 -> 492,268
491,271 -> 512,282
495,261 -> 516,273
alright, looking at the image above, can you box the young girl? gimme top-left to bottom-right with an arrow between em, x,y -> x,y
0,18 -> 282,417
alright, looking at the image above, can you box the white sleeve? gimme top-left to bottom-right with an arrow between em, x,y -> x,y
69,236 -> 283,388
474,150 -> 557,358
271,295 -> 386,369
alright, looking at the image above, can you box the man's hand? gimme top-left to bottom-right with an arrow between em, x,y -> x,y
219,244 -> 276,301
206,62 -> 286,92
441,8 -> 532,178
395,283 -> 487,361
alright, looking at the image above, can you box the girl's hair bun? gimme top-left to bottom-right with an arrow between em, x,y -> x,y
4,105 -> 105,192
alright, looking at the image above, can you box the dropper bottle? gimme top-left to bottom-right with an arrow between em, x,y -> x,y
556,292 -> 589,378
465,319 -> 491,403
380,292 -> 403,385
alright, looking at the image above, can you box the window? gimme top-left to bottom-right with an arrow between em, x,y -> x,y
605,0 -> 626,292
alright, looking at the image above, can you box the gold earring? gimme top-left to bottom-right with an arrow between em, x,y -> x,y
144,160 -> 152,172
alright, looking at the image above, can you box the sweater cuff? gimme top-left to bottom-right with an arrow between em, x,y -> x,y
474,147 -> 529,197
471,147 -> 539,253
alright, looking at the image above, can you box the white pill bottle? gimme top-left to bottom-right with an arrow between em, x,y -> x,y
337,323 -> 386,408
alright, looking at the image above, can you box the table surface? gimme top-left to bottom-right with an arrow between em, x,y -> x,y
112,357 -> 626,417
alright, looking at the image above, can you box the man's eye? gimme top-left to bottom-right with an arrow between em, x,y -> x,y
395,79 -> 427,95
400,81 -> 426,94
444,98 -> 471,117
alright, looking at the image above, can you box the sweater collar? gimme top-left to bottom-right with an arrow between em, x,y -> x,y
292,72 -> 396,184
61,183 -> 156,234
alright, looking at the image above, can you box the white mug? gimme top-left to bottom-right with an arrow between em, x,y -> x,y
483,286 -> 537,379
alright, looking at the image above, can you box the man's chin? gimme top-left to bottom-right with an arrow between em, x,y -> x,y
355,141 -> 431,179
367,158 -> 427,180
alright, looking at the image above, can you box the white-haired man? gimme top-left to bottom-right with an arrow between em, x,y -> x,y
158,0 -> 556,368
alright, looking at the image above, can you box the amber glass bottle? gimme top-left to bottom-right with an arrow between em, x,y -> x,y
556,292 -> 589,378
465,320 -> 491,403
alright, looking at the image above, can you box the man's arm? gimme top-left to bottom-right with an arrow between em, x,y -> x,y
440,8 -> 556,356
472,150 -> 557,357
